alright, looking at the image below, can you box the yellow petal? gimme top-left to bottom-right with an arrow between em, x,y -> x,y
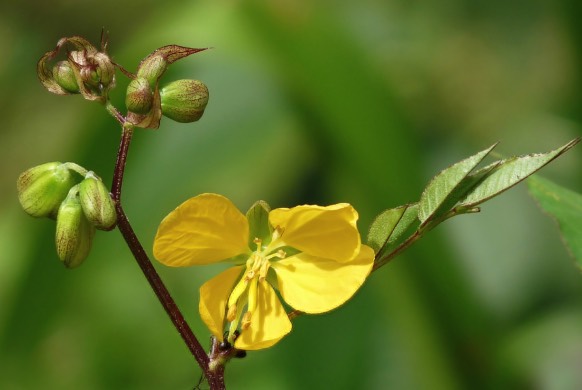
271,244 -> 374,314
199,266 -> 244,341
269,203 -> 360,263
153,193 -> 250,266
234,280 -> 292,350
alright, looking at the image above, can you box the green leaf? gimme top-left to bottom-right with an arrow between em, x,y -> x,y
527,175 -> 582,264
460,139 -> 580,208
418,144 -> 497,224
367,203 -> 419,258
246,200 -> 272,249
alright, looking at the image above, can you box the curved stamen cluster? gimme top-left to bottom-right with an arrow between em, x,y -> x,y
226,238 -> 287,343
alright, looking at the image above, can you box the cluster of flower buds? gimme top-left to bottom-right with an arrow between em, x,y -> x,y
125,45 -> 209,129
17,163 -> 117,268
37,35 -> 116,102
37,34 -> 210,130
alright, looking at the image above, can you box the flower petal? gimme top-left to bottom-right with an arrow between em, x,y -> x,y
234,280 -> 292,350
269,203 -> 360,262
153,193 -> 250,266
199,266 -> 244,341
271,244 -> 374,314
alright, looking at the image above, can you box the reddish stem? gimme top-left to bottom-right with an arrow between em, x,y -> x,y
111,125 -> 225,389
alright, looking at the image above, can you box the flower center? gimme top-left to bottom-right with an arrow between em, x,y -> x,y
225,236 -> 286,343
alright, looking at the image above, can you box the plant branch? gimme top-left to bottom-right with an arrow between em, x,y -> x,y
111,124 -> 225,389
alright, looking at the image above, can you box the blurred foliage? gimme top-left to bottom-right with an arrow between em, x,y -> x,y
528,175 -> 582,266
1,0 -> 582,389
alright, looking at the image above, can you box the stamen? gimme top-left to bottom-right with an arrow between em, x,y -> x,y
259,261 -> 270,281
241,312 -> 252,330
226,304 -> 237,322
247,278 -> 258,315
227,318 -> 238,343
227,276 -> 249,309
227,295 -> 247,343
253,237 -> 262,251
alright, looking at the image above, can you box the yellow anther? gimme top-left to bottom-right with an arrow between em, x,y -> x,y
226,304 -> 237,322
241,311 -> 252,330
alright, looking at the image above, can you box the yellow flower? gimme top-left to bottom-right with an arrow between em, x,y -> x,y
153,193 -> 374,350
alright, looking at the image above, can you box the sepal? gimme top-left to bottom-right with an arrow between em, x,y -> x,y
160,79 -> 209,123
79,172 -> 117,230
55,186 -> 96,268
17,162 -> 77,219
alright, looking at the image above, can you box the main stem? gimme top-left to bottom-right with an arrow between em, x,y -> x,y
111,125 -> 225,389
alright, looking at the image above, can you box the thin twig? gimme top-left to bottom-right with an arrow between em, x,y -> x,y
110,125 -> 225,389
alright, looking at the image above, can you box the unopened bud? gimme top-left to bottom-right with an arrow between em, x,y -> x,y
92,52 -> 116,89
17,162 -> 77,219
55,187 -> 96,268
125,77 -> 154,114
136,54 -> 167,86
38,35 -> 117,101
79,172 -> 117,230
52,61 -> 79,93
160,79 -> 209,123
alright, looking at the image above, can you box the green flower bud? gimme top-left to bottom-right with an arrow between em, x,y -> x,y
55,187 -> 96,268
160,79 -> 209,123
136,54 -> 167,87
79,172 -> 117,230
17,162 -> 77,219
52,61 -> 79,93
125,77 -> 154,114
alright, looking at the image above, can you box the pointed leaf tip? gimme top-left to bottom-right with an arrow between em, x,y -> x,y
460,138 -> 580,208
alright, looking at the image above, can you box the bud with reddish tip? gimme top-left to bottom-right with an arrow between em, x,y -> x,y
55,186 -> 96,268
79,172 -> 117,230
17,162 -> 77,219
160,79 -> 209,123
126,45 -> 208,129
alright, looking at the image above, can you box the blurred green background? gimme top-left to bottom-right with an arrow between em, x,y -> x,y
1,1 -> 582,389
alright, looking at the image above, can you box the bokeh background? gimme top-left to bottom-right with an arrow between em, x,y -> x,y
1,1 -> 582,389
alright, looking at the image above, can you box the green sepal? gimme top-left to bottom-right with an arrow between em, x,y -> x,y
17,162 -> 77,219
125,77 -> 153,114
78,172 -> 117,230
55,186 -> 96,268
246,200 -> 272,249
52,61 -> 80,93
160,79 -> 209,123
